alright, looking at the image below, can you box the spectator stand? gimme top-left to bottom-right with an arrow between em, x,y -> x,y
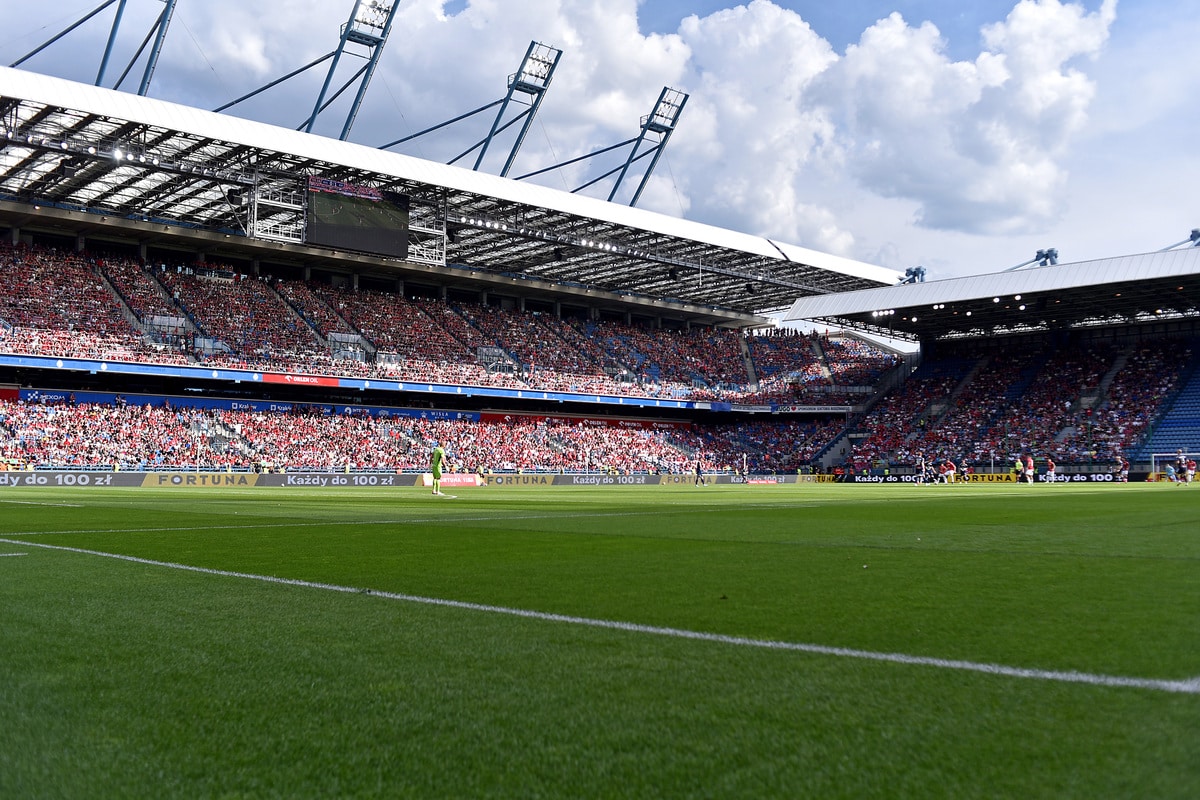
1134,339 -> 1200,459
0,243 -> 185,365
846,355 -> 975,470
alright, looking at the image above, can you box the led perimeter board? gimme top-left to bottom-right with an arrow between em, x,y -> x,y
306,177 -> 409,259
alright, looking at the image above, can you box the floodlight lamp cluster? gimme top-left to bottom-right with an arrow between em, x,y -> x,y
517,45 -> 558,85
111,146 -> 161,167
1,127 -> 173,171
1035,248 -> 1058,266
453,213 -> 661,260
353,1 -> 394,32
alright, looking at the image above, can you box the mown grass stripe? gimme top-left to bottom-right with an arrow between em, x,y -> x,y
5,536 -> 1196,696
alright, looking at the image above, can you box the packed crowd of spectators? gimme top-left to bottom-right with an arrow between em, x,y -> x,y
216,407 -> 409,471
3,245 -> 1194,472
695,418 -> 846,473
312,285 -> 470,365
736,331 -> 901,406
822,336 -> 902,386
1055,339 -> 1190,461
847,337 -> 1195,469
848,360 -> 969,469
976,344 -> 1117,460
747,330 -> 824,381
0,243 -> 191,364
0,396 -> 823,475
897,352 -> 1035,465
1,245 -> 908,406
98,255 -> 181,323
2,335 -> 1193,472
158,264 -> 332,365
275,279 -> 360,341
0,398 -> 219,470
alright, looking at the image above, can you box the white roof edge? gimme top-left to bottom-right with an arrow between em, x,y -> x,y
770,239 -> 900,285
1,66 -> 899,286
782,248 -> 1200,321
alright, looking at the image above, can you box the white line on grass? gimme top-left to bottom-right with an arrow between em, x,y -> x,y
0,552 -> 28,556
4,536 -> 1197,696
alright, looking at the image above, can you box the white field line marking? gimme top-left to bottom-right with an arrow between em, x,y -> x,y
4,537 -> 1197,696
0,552 -> 28,556
0,500 -> 84,507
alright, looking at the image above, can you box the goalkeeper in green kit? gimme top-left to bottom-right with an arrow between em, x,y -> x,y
430,443 -> 446,496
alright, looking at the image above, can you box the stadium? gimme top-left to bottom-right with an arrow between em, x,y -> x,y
1,3 -> 1198,798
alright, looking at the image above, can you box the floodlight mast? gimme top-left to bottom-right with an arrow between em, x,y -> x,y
608,87 -> 688,206
9,0 -> 179,97
1159,228 -> 1200,251
476,42 -> 562,176
214,1 -> 397,139
95,0 -> 129,89
1005,248 -> 1058,271
377,41 -> 562,178
135,0 -> 178,95
304,0 -> 399,140
516,87 -> 689,208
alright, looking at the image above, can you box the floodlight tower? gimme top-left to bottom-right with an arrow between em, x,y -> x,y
473,42 -> 561,176
9,0 -> 179,96
378,41 -> 562,176
1005,248 -> 1059,271
606,86 -> 688,206
515,87 -> 689,208
304,0 -> 399,140
1159,228 -> 1200,251
215,1 -> 397,141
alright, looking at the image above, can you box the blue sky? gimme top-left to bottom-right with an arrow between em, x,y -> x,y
638,1 -> 1022,59
2,1 -> 1197,281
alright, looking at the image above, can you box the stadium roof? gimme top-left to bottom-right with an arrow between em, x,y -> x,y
783,247 -> 1200,341
0,66 -> 900,326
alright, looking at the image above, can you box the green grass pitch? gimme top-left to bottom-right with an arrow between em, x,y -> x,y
1,481 -> 1198,798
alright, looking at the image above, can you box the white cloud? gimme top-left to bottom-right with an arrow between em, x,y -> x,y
808,1 -> 1117,238
7,0 -> 1185,280
652,1 -> 851,252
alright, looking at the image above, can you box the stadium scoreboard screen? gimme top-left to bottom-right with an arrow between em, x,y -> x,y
306,177 -> 409,259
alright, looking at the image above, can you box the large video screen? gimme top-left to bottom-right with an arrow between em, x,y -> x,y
306,177 -> 409,259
